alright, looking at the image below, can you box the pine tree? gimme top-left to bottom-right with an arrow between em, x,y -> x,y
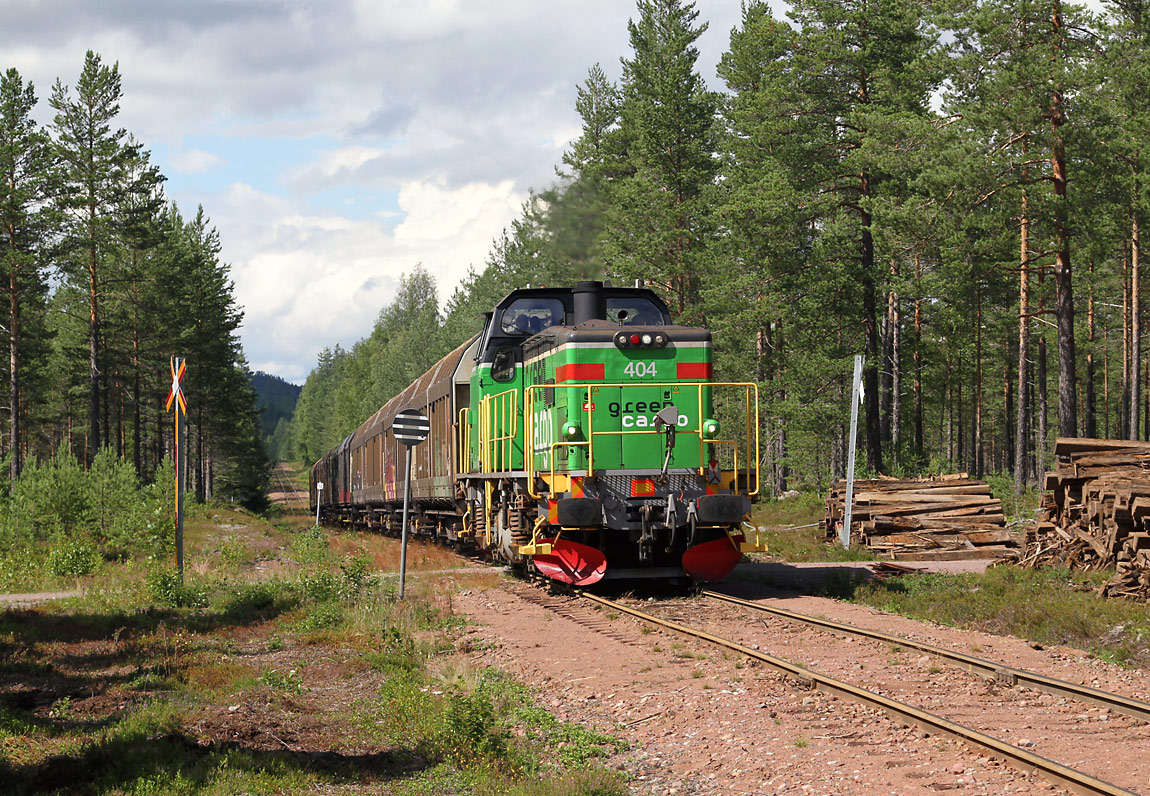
0,68 -> 57,478
50,51 -> 164,462
606,0 -> 718,322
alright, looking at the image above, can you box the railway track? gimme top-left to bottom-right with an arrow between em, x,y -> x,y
270,462 -> 306,508
702,589 -> 1150,724
322,521 -> 1150,792
557,590 -> 1141,796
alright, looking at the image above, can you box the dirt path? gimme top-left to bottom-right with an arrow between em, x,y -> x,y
457,578 -> 1144,795
0,590 -> 82,607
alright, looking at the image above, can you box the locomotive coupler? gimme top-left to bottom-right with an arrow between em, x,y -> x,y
686,500 -> 699,546
664,494 -> 679,553
639,503 -> 654,561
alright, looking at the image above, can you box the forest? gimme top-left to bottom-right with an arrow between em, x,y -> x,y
0,51 -> 267,513
287,0 -> 1150,497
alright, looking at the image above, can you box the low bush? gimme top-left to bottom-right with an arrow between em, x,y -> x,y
46,537 -> 100,578
146,569 -> 208,608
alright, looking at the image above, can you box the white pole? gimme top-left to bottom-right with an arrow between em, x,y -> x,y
841,355 -> 863,549
315,482 -> 323,526
399,452 -> 413,600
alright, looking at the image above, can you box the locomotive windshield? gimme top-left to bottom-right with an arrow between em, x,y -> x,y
607,297 -> 667,326
500,297 -> 565,334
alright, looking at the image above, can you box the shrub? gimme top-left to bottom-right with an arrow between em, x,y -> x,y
259,668 -> 306,694
296,603 -> 343,631
339,554 -> 372,599
47,537 -> 100,578
11,445 -> 90,539
88,447 -> 143,555
291,526 -> 331,565
146,570 -> 208,608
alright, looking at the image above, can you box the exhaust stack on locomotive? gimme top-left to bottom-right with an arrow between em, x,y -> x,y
310,281 -> 765,587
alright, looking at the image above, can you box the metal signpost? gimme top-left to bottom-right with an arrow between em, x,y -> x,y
841,355 -> 863,550
315,482 -> 324,526
165,357 -> 188,581
394,408 -> 430,600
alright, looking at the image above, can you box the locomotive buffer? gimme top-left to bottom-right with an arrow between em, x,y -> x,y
394,409 -> 430,600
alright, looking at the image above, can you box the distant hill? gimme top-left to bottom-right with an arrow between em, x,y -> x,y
249,371 -> 301,439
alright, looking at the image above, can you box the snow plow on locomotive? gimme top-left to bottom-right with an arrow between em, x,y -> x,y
309,281 -> 766,586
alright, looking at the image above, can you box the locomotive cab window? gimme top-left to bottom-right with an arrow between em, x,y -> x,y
491,346 -> 518,382
500,298 -> 565,335
608,297 -> 667,326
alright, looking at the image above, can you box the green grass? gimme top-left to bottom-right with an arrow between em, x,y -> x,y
0,492 -> 630,795
842,565 -> 1150,667
749,492 -> 874,562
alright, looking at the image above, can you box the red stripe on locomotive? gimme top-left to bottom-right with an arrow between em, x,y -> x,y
555,363 -> 605,382
676,362 -> 712,379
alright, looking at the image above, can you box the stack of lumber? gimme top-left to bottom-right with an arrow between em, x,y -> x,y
1025,437 -> 1150,599
823,474 -> 1019,561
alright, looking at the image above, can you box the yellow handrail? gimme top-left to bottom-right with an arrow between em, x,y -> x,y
456,407 -> 471,473
524,381 -> 759,499
478,388 -> 519,473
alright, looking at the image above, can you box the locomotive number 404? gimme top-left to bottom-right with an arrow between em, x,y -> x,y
623,361 -> 658,378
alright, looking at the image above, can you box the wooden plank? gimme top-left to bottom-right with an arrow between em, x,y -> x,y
1054,437 -> 1150,455
961,529 -> 1019,545
892,546 -> 1020,562
855,493 -> 997,505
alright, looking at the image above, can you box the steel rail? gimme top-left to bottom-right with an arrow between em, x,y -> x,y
579,591 -> 1135,796
702,589 -> 1150,724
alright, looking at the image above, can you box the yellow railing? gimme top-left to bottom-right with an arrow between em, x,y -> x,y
478,388 -> 519,473
523,382 -> 759,499
456,407 -> 471,473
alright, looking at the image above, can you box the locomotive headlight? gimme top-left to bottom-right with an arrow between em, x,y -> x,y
616,333 -> 629,347
641,333 -> 653,346
702,418 -> 721,437
562,422 -> 581,439
654,334 -> 666,346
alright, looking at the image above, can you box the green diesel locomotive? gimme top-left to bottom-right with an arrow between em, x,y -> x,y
310,281 -> 765,586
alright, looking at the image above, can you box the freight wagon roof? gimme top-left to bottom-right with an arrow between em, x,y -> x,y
350,334 -> 479,446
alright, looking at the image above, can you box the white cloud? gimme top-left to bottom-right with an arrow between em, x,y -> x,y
168,148 -> 224,174
219,178 -> 523,381
1,0 -> 752,384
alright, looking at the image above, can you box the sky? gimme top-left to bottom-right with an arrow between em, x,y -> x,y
1,0 -> 758,384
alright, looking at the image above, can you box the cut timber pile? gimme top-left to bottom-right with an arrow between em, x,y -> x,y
823,474 -> 1019,561
1025,437 -> 1150,599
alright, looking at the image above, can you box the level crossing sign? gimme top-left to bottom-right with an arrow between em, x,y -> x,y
394,409 -> 430,446
165,357 -> 187,414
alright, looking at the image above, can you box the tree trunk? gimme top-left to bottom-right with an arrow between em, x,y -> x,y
913,259 -> 924,463
1037,280 -> 1048,472
860,190 -> 883,474
974,276 -> 984,477
1131,214 -> 1142,439
1051,0 -> 1077,438
1016,178 -> 1030,489
957,376 -> 965,470
1004,338 -> 1014,473
1123,255 -> 1131,436
890,287 -> 901,464
881,288 -> 893,450
7,235 -> 20,481
1104,326 -> 1111,438
1086,262 -> 1096,438
88,207 -> 100,465
775,318 -> 787,494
